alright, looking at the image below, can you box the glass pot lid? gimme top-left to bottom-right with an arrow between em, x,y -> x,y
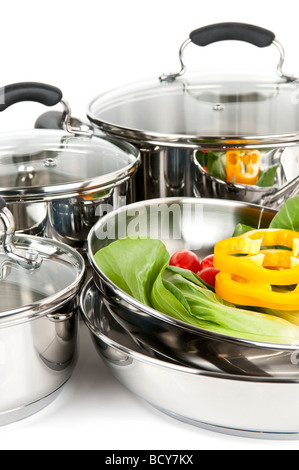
0,198 -> 85,324
0,82 -> 140,199
0,129 -> 139,198
87,23 -> 299,148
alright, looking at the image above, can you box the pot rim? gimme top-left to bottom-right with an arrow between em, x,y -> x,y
80,278 -> 299,384
0,170 -> 138,202
87,108 -> 299,150
0,129 -> 141,201
87,74 -> 299,149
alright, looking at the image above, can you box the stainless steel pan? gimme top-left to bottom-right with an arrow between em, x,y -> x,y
81,279 -> 299,440
87,197 -> 299,378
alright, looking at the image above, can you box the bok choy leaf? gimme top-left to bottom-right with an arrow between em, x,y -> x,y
94,237 -> 299,344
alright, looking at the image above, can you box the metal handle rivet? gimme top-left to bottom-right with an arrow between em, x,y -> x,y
213,103 -> 224,111
44,159 -> 57,168
25,250 -> 39,262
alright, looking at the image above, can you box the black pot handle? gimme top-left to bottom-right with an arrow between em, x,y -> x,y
34,110 -> 85,131
160,23 -> 295,82
0,196 -> 6,211
34,110 -> 65,130
190,22 -> 275,48
0,82 -> 63,112
0,82 -> 93,137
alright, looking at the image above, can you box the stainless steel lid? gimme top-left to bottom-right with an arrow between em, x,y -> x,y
87,23 -> 299,149
0,198 -> 85,325
0,83 -> 140,200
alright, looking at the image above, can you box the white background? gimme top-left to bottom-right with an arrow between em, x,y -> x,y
1,0 -> 299,451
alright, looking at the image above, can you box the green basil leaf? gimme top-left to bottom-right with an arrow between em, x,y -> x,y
256,164 -> 280,187
195,150 -> 208,167
206,151 -> 227,181
232,223 -> 256,237
269,196 -> 299,231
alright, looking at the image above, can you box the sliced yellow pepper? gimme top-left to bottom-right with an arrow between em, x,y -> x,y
214,229 -> 299,285
215,272 -> 299,310
226,150 -> 262,185
214,228 -> 299,310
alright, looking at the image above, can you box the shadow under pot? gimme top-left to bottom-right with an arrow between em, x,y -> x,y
0,197 -> 85,426
0,82 -> 140,256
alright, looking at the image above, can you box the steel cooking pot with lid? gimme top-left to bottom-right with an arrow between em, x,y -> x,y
0,82 -> 140,254
0,197 -> 85,426
87,22 -> 299,206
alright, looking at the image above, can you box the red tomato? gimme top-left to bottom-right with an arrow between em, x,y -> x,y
169,250 -> 201,274
197,267 -> 219,288
199,254 -> 215,270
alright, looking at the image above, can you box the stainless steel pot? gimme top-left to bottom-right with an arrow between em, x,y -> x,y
81,279 -> 299,440
87,197 -> 299,378
0,197 -> 85,425
87,22 -> 299,206
0,82 -> 140,255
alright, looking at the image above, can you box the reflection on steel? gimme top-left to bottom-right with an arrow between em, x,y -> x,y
81,279 -> 299,439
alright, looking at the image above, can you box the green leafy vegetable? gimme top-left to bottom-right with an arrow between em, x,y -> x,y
195,150 -> 208,168
206,151 -> 227,181
94,237 -> 200,325
231,196 -> 299,238
196,150 -> 279,187
232,223 -> 256,237
167,264 -> 215,292
196,150 -> 227,181
256,164 -> 279,187
94,236 -> 299,344
269,195 -> 299,231
163,267 -> 299,343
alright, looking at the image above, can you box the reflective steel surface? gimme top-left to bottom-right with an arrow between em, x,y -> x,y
0,298 -> 79,426
88,71 -> 299,202
87,197 -> 299,378
193,146 -> 299,209
0,129 -> 140,252
81,279 -> 299,439
47,177 -> 137,254
0,210 -> 85,425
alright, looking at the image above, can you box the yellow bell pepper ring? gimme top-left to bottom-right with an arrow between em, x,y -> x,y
213,229 -> 299,285
226,150 -> 262,185
215,272 -> 299,311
